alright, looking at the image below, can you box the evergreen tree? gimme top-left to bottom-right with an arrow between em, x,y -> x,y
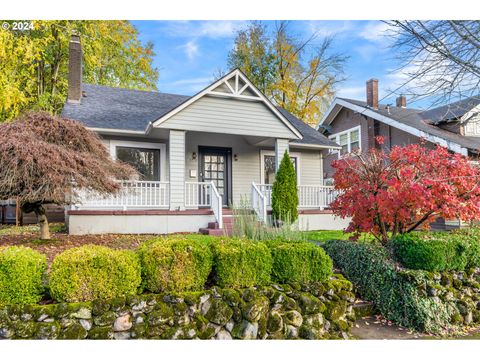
271,150 -> 298,224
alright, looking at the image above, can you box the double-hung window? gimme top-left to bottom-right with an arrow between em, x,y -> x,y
329,126 -> 361,157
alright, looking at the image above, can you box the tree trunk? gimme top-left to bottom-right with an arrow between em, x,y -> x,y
35,205 -> 50,240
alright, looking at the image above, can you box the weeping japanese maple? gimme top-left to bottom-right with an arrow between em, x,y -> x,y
0,112 -> 136,239
331,138 -> 480,244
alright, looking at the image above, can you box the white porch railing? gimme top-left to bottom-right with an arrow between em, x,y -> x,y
75,180 -> 169,209
257,184 -> 338,210
210,182 -> 223,229
185,181 -> 222,228
251,182 -> 268,223
185,182 -> 211,208
298,185 -> 338,209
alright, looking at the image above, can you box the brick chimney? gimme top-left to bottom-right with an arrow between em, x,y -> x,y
366,79 -> 378,110
67,34 -> 82,103
396,95 -> 407,108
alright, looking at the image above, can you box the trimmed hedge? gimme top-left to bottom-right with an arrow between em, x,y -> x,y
49,245 -> 141,302
0,246 -> 47,305
391,232 -> 480,271
138,238 -> 213,292
211,238 -> 272,288
268,240 -> 333,284
323,240 -> 451,332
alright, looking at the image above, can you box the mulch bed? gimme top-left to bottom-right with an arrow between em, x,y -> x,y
0,230 -> 157,265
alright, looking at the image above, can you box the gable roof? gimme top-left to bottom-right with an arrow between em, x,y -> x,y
62,73 -> 337,148
62,84 -> 189,133
420,95 -> 480,124
150,68 -> 302,139
318,97 -> 480,155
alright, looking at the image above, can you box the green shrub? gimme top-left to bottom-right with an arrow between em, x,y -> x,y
0,246 -> 46,305
323,240 -> 451,332
138,238 -> 213,293
211,238 -> 272,288
271,150 -> 298,223
391,232 -> 480,271
268,241 -> 333,284
49,245 -> 141,302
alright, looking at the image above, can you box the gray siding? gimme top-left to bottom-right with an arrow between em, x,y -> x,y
158,96 -> 297,139
298,150 -> 322,185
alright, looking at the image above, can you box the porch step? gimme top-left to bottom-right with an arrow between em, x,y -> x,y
199,214 -> 236,236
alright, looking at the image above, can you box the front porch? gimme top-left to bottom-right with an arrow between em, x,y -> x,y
72,180 -> 339,230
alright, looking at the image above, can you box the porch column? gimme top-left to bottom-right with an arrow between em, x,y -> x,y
275,138 -> 289,170
169,130 -> 186,211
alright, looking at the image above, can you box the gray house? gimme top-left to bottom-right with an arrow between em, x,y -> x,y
62,36 -> 346,235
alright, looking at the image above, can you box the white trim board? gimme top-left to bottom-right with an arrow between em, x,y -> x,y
109,140 -> 167,181
260,150 -> 301,185
148,69 -> 303,140
317,98 -> 469,156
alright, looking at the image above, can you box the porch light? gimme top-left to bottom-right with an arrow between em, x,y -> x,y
234,154 -> 238,161
192,152 -> 197,160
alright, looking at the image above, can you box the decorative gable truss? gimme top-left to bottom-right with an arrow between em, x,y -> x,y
209,71 -> 262,100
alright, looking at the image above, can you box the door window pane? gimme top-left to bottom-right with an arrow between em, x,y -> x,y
116,146 -> 160,181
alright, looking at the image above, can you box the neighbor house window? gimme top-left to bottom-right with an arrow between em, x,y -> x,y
262,153 -> 299,184
329,126 -> 361,156
116,146 -> 160,181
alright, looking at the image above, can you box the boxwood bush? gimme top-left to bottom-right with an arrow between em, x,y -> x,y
211,238 -> 272,288
323,240 -> 451,332
391,232 -> 480,271
0,246 -> 47,305
268,240 -> 333,284
49,245 -> 141,302
138,238 -> 213,292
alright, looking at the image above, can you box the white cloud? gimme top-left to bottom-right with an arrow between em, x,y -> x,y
307,20 -> 355,38
160,20 -> 247,39
162,76 -> 213,93
197,21 -> 246,38
180,40 -> 199,60
359,21 -> 391,43
336,85 -> 365,99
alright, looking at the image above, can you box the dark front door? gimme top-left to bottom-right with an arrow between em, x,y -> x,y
199,146 -> 232,207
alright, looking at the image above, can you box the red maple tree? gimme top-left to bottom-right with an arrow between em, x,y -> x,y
331,138 -> 480,244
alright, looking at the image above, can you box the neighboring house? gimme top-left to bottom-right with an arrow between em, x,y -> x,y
317,80 -> 480,229
317,78 -> 480,183
61,36 -> 347,235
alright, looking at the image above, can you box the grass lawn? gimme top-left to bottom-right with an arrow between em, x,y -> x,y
305,230 -> 376,243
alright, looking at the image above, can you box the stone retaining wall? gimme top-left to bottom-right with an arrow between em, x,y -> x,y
399,268 -> 480,326
0,275 -> 355,340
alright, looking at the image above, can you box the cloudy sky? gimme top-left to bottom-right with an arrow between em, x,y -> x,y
132,20 -> 418,108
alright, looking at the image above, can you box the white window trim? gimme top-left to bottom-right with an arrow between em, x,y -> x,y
328,125 -> 361,158
260,150 -> 301,185
109,140 -> 167,181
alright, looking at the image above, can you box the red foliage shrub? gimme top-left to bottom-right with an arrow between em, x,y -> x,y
331,139 -> 480,243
